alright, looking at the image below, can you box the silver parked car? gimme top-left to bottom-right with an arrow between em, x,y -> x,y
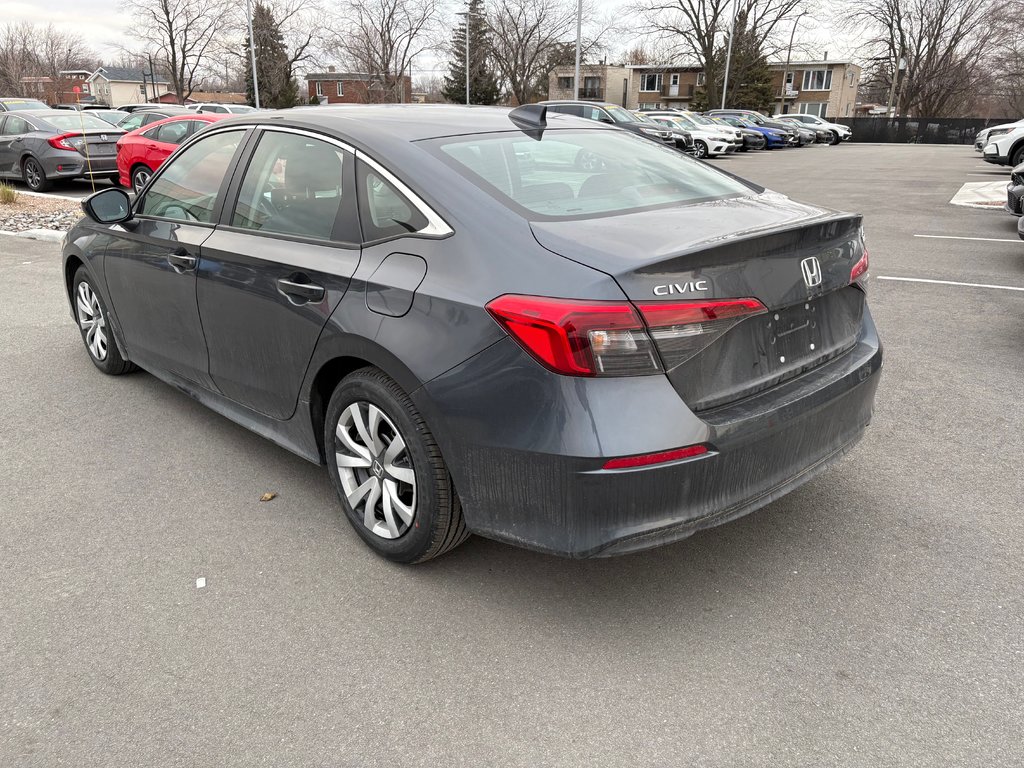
0,110 -> 124,191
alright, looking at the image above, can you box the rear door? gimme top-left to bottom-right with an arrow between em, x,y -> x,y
196,127 -> 362,419
0,116 -> 23,176
102,128 -> 248,388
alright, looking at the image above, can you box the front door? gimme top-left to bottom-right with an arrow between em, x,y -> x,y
669,73 -> 680,97
0,115 -> 30,178
102,128 -> 247,388
196,128 -> 362,419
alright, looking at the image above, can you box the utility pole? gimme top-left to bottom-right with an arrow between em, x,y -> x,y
465,15 -> 470,105
885,47 -> 902,118
777,12 -> 805,115
573,0 -> 582,99
245,0 -> 261,108
720,0 -> 737,109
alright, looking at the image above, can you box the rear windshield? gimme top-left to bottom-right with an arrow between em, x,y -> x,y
428,129 -> 753,219
39,113 -> 113,130
2,99 -> 48,111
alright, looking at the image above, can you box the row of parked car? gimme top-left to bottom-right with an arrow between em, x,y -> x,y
539,101 -> 852,158
0,98 -> 256,192
974,120 -> 1024,240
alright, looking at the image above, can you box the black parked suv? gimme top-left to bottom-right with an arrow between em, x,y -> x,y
539,100 -> 676,147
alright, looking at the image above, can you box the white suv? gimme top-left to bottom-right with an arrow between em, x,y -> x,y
975,120 -> 1024,152
772,113 -> 851,145
983,125 -> 1024,166
642,110 -> 738,159
187,103 -> 257,114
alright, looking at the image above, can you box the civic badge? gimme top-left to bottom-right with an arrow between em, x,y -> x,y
800,256 -> 822,288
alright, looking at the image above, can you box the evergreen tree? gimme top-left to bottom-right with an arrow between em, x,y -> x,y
442,0 -> 500,105
244,2 -> 301,109
693,11 -> 773,113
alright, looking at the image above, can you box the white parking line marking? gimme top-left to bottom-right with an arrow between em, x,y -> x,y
914,234 -> 1019,243
877,276 -> 1024,292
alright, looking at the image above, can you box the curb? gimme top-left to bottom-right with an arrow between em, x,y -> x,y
14,189 -> 82,202
0,228 -> 67,242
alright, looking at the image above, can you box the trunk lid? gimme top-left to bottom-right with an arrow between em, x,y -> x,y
531,194 -> 868,410
77,129 -> 122,158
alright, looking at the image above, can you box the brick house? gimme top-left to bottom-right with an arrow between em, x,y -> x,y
306,67 -> 412,104
19,70 -> 93,105
547,58 -> 861,118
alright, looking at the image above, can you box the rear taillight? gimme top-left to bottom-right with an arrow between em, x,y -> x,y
850,249 -> 869,283
486,295 -> 767,377
48,133 -> 85,151
485,295 -> 660,376
635,298 -> 767,369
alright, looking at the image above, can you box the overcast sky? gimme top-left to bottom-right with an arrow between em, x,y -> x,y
3,0 -> 857,75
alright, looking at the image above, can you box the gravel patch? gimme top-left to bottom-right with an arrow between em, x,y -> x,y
0,193 -> 81,232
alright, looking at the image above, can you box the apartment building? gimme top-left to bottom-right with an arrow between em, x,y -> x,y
547,59 -> 861,118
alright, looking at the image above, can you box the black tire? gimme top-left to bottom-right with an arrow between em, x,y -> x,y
694,140 -> 708,159
131,165 -> 153,193
22,157 -> 51,192
830,130 -> 841,146
72,266 -> 136,375
325,367 -> 468,563
1012,145 -> 1024,167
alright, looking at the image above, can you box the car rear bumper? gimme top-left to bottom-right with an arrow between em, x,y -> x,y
42,152 -> 118,178
421,307 -> 883,558
1006,182 -> 1024,215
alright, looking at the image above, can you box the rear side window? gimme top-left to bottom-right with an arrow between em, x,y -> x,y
430,130 -> 752,220
155,120 -> 190,144
230,130 -> 357,242
140,129 -> 243,223
119,114 -> 145,131
356,159 -> 428,241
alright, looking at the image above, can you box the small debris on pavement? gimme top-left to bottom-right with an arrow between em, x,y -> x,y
259,492 -> 277,502
195,577 -> 207,589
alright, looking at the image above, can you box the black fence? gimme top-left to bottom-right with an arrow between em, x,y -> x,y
832,117 -> 1017,145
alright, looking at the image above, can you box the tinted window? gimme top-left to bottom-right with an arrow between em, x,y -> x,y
231,130 -> 353,241
357,160 -> 427,241
433,130 -> 752,219
1,116 -> 30,135
140,129 -> 243,223
550,104 -> 583,117
155,120 -> 190,144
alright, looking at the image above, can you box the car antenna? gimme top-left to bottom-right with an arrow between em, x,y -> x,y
508,104 -> 546,139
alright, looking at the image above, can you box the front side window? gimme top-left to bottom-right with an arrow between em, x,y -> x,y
1,116 -> 30,135
231,130 -> 355,242
640,73 -> 663,92
140,129 -> 243,223
358,160 -> 428,241
432,130 -> 753,220
155,120 -> 190,144
802,69 -> 833,91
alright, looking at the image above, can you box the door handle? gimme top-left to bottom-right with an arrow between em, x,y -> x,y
166,248 -> 197,274
276,277 -> 325,304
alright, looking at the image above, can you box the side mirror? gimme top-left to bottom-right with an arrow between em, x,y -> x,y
82,188 -> 133,225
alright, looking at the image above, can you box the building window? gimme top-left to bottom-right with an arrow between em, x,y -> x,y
639,73 -> 662,92
696,72 -> 706,86
557,76 -> 573,90
802,69 -> 832,91
581,76 -> 601,98
315,81 -> 323,97
336,81 -> 344,96
797,102 -> 828,118
670,73 -> 679,86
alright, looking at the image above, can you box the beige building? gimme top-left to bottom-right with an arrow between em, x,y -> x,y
547,59 -> 861,119
87,67 -> 170,107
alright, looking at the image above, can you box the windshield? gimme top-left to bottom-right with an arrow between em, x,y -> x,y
431,129 -> 753,220
2,99 -> 48,111
40,113 -> 116,130
686,113 -> 716,126
605,105 -> 642,124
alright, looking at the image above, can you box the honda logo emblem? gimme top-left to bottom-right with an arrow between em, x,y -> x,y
100,134 -> 107,141
800,256 -> 822,288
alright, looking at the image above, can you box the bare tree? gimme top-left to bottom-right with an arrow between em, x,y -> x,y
0,23 -> 41,94
628,0 -> 804,108
842,0 -> 1003,117
38,25 -> 96,81
122,0 -> 234,103
487,0 -> 608,105
333,0 -> 440,102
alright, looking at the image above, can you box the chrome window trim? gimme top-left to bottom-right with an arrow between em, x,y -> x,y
355,149 -> 454,237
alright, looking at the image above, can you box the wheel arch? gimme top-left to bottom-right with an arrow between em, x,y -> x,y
1010,138 -> 1024,164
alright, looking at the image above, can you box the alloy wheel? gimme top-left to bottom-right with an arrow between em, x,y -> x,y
695,141 -> 708,159
76,281 -> 108,361
334,401 -> 416,540
132,167 -> 151,192
24,159 -> 43,190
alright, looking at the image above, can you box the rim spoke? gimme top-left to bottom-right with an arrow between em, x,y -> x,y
386,465 -> 414,485
381,487 -> 400,538
77,295 -> 92,318
347,476 -> 375,508
336,409 -> 371,461
366,404 -> 386,455
363,478 -> 382,529
335,451 -> 371,468
79,317 -> 95,330
349,403 -> 375,455
85,324 -> 96,345
382,432 -> 405,465
384,480 -> 414,525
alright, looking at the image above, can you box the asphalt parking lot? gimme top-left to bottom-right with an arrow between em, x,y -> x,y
1,144 -> 1022,767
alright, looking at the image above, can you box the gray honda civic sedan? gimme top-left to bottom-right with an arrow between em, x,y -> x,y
62,105 -> 881,562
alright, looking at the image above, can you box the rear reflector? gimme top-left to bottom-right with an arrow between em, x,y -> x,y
850,249 -> 869,283
602,444 -> 709,470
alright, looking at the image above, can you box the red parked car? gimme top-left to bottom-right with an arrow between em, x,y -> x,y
116,113 -> 229,192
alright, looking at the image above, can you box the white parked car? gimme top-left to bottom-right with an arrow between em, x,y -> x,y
187,103 -> 257,114
772,113 -> 851,144
974,120 -> 1024,152
983,125 -> 1024,166
642,110 -> 738,159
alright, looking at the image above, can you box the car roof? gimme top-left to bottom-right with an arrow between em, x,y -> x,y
137,113 -> 231,130
540,100 -> 618,108
212,104 -> 615,144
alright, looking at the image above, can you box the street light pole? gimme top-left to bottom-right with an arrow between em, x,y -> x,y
573,0 -> 582,100
720,0 -> 737,109
245,0 -> 261,109
465,14 -> 470,106
777,12 -> 805,115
